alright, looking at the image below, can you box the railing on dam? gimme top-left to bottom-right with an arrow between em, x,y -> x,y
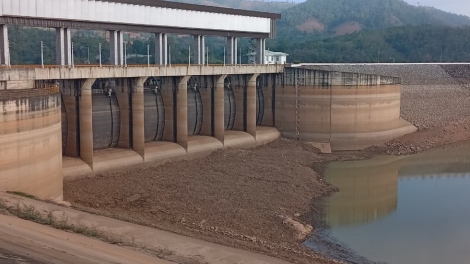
0,64 -> 268,69
0,83 -> 60,100
0,64 -> 285,81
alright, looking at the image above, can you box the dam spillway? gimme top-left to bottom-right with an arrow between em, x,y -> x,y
0,65 -> 417,200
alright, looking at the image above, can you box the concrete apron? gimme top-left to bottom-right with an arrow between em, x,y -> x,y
0,193 -> 294,264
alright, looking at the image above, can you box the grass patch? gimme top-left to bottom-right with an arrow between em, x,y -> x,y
6,191 -> 37,200
5,203 -> 100,238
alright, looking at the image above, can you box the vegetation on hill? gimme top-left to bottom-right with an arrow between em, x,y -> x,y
277,0 -> 470,42
268,25 -> 470,63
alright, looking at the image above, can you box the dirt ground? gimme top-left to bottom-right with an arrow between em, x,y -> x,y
65,139 -> 369,264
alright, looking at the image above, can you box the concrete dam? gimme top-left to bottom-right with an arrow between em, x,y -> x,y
0,0 -> 417,201
0,65 -> 416,201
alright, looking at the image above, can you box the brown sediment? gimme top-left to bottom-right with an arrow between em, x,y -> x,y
65,139 -> 368,264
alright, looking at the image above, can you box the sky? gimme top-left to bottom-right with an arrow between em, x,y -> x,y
285,0 -> 470,17
403,0 -> 470,17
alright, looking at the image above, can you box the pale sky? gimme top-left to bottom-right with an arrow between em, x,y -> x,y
404,0 -> 470,17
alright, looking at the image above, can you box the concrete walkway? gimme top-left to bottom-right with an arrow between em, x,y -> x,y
0,193 -> 293,264
0,214 -> 173,264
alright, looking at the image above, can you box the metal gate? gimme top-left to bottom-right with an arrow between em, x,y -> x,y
92,91 -> 121,150
187,87 -> 203,135
144,89 -> 165,142
224,82 -> 236,130
256,78 -> 265,126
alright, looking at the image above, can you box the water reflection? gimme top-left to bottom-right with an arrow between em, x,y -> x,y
311,142 -> 470,264
325,156 -> 402,227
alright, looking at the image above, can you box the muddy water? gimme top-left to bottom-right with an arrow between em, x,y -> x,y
307,142 -> 470,264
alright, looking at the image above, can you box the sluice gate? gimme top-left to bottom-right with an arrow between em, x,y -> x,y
1,65 -> 418,200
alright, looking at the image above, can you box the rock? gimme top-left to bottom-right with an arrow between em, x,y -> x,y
279,215 -> 313,241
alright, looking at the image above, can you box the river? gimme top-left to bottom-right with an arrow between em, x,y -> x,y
306,142 -> 470,264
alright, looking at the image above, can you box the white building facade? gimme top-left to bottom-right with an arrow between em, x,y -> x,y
248,50 -> 288,64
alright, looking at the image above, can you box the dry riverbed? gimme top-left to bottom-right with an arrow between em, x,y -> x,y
65,139 -> 369,264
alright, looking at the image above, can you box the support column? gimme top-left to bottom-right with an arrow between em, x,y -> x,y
191,35 -> 202,65
214,75 -> 227,143
155,33 -> 167,65
79,78 -> 96,169
62,80 -> 80,157
247,74 -> 259,138
132,77 -> 146,158
226,37 -> 237,65
234,37 -> 238,65
56,28 -> 72,66
110,30 -> 124,66
255,38 -> 265,65
201,36 -> 205,65
0,25 -> 9,66
177,76 -> 191,150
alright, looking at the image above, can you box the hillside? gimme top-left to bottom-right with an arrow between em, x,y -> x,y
270,25 -> 470,63
277,0 -> 470,41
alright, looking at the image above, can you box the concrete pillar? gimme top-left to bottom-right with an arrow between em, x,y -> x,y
155,33 -> 167,65
62,80 -> 80,157
0,25 -> 9,66
201,36 -> 206,65
226,37 -> 237,65
191,35 -> 202,65
247,74 -> 259,138
214,75 -> 227,143
110,30 -> 124,66
254,38 -> 265,65
132,77 -> 146,158
234,37 -> 238,65
79,78 -> 96,169
177,76 -> 190,150
56,28 -> 72,66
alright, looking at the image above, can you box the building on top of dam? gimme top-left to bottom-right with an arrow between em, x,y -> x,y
0,0 -> 280,66
0,1 -> 416,201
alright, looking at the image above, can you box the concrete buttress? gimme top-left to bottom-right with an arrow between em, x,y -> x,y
132,77 -> 147,158
247,74 -> 259,138
214,75 -> 227,143
177,76 -> 191,150
79,78 -> 96,169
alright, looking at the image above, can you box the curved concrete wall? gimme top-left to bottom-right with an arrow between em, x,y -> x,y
276,68 -> 416,150
0,89 -> 62,200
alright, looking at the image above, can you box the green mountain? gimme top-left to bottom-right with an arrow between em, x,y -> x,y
272,25 -> 470,63
277,0 -> 470,41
